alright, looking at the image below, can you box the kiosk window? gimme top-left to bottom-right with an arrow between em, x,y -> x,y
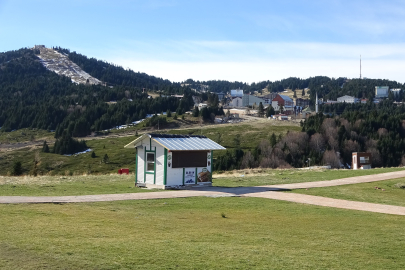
146,153 -> 155,172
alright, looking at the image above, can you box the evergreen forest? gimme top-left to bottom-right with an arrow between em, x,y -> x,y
0,47 -> 194,136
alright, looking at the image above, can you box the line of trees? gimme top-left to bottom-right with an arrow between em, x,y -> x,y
233,108 -> 405,170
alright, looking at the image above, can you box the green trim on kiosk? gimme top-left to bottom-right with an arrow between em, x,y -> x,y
135,148 -> 138,184
163,149 -> 168,185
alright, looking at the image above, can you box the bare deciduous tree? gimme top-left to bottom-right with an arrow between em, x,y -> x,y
340,119 -> 352,133
322,150 -> 341,168
368,148 -> 382,167
310,133 -> 326,153
258,140 -> 272,158
350,131 -> 359,141
353,119 -> 363,132
321,118 -> 336,132
241,151 -> 256,169
377,128 -> 388,138
365,139 -> 378,150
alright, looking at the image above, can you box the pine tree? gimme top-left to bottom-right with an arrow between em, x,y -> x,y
42,141 -> 50,153
270,133 -> 277,147
192,106 -> 199,117
266,106 -> 275,117
258,102 -> 264,117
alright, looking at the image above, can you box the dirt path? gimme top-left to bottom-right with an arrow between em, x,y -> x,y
245,191 -> 405,215
1,171 -> 405,216
260,170 -> 405,189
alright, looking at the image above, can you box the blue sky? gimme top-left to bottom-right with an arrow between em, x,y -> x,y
1,0 -> 405,83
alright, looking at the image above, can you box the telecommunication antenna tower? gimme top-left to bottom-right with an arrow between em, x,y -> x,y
360,55 -> 362,79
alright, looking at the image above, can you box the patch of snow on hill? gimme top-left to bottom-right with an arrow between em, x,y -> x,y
34,47 -> 102,85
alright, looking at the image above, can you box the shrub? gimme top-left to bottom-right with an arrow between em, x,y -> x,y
103,154 -> 109,164
12,161 -> 23,176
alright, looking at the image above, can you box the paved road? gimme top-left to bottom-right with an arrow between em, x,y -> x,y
1,171 -> 405,216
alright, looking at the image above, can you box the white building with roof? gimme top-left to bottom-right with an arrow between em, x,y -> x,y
337,95 -> 359,103
230,89 -> 244,98
375,86 -> 389,98
124,134 -> 226,189
230,97 -> 243,107
390,88 -> 402,96
242,94 -> 265,107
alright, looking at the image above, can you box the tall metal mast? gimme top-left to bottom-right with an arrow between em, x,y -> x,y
360,55 -> 362,79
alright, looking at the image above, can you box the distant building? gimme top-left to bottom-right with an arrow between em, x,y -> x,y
217,92 -> 225,100
375,86 -> 389,98
337,95 -> 359,103
352,152 -> 372,170
242,94 -> 265,107
301,107 -> 313,118
230,89 -> 244,98
262,93 -> 278,105
295,98 -> 310,107
198,103 -> 208,109
271,94 -> 294,112
390,88 -> 402,96
230,97 -> 243,107
324,100 -> 338,105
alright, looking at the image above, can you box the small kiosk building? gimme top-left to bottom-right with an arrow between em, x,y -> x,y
352,152 -> 372,170
124,133 -> 226,189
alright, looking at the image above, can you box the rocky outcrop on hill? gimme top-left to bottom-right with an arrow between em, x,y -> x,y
34,46 -> 101,85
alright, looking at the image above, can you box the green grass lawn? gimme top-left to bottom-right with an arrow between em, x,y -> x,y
291,178 -> 405,207
0,197 -> 404,269
0,174 -> 163,196
0,128 -> 54,144
213,167 -> 405,187
1,168 -> 403,196
0,135 -> 138,176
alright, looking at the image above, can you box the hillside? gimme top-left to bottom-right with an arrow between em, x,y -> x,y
36,46 -> 101,85
54,47 -> 177,90
0,116 -> 300,175
0,47 -> 191,134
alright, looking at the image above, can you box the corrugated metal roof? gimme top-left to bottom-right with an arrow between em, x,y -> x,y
153,136 -> 226,151
124,133 -> 226,151
278,94 -> 293,102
